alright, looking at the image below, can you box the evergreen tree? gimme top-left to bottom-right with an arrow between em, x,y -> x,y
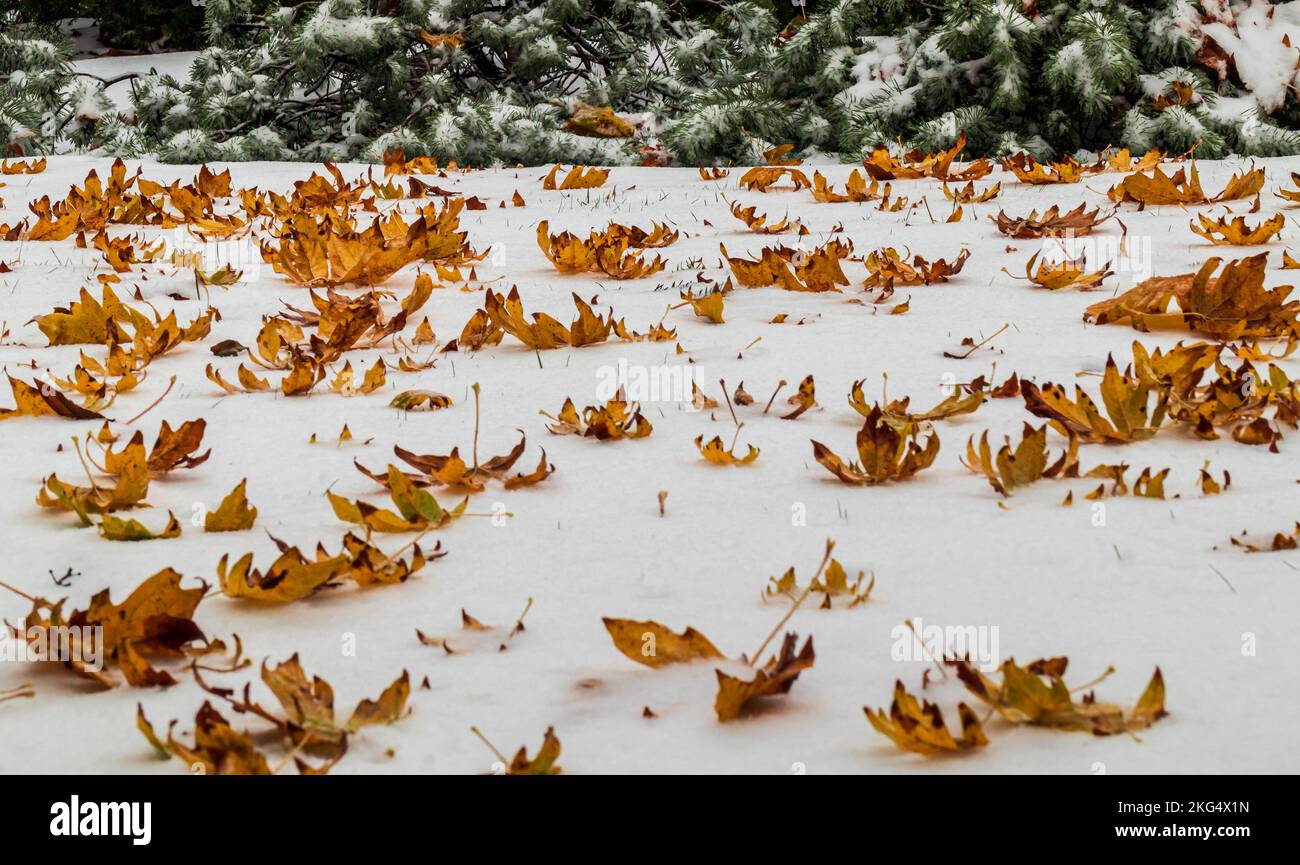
2,0 -> 1298,164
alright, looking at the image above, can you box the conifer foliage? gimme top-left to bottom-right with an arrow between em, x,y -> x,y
3,0 -> 1299,163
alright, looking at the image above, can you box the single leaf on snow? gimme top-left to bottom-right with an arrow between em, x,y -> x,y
205,479 -> 258,532
865,680 -> 988,755
963,424 -> 1079,496
505,727 -> 562,775
99,511 -> 182,541
217,546 -> 351,603
714,632 -> 814,722
0,375 -> 104,421
695,434 -> 759,465
812,405 -> 939,485
603,617 -> 724,668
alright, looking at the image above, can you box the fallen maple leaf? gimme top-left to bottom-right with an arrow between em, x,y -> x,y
730,201 -> 803,234
0,375 -> 103,421
542,164 -> 609,190
812,405 -> 940,485
865,681 -> 988,755
862,133 -> 991,182
738,165 -> 811,192
1002,152 -> 1086,184
963,424 -> 1080,496
764,559 -> 873,609
1019,357 -> 1166,443
328,466 -> 468,532
950,657 -> 1167,736
603,617 -> 724,668
504,726 -> 562,775
543,395 -> 653,440
1008,250 -> 1112,291
695,434 -> 759,465
20,567 -> 207,687
993,203 -> 1112,239
138,701 -> 272,775
204,480 -> 258,532
1189,212 -> 1284,246
1109,163 -> 1263,206
714,632 -> 814,722
1083,254 -> 1298,339
1230,523 -> 1299,552
99,511 -> 182,541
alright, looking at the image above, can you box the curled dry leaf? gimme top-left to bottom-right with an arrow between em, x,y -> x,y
861,133 -> 991,182
536,220 -> 668,279
1083,254 -> 1298,340
850,384 -> 984,424
99,511 -> 182,542
729,201 -> 803,234
863,247 -> 970,289
102,420 -> 209,475
714,632 -> 814,722
1190,213 -> 1284,246
781,374 -> 816,419
464,286 -> 649,350
737,166 -> 811,192
963,424 -> 1080,496
941,180 -> 1001,203
992,203 -> 1112,239
218,546 -> 351,603
38,437 -> 150,525
386,431 -> 552,492
391,389 -> 452,411
1009,250 -> 1112,290
0,375 -> 104,421
1108,164 -> 1263,206
331,358 -> 387,395
812,405 -> 940,485
542,164 -> 608,190
721,239 -> 850,292
681,287 -> 725,323
543,396 -> 652,440
20,567 -> 206,688
138,701 -> 272,775
695,434 -> 759,465
1230,523 -> 1299,552
504,727 -> 562,775
811,170 -> 889,203
1001,152 -> 1087,184
865,681 -> 988,755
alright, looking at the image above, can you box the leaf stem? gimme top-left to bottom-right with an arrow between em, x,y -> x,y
750,538 -> 833,664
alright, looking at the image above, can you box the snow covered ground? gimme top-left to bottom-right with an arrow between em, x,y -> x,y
0,155 -> 1296,774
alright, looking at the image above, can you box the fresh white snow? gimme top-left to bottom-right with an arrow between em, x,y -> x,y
0,155 -> 1296,774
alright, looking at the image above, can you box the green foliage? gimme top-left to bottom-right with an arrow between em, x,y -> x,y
1,0 -> 1298,163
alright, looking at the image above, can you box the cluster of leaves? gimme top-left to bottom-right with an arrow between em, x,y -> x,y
536,219 -> 675,279
866,657 -> 1165,755
138,655 -> 409,774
